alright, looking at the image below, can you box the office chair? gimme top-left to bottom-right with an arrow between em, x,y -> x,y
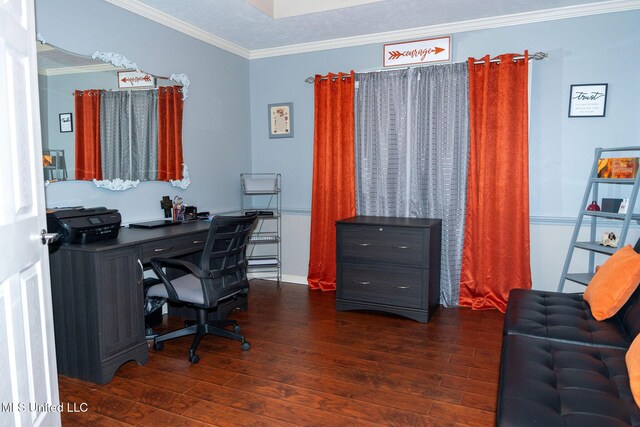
148,213 -> 258,363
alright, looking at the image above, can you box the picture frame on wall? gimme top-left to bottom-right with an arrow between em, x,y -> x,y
268,102 -> 294,138
59,113 -> 73,132
568,83 -> 608,117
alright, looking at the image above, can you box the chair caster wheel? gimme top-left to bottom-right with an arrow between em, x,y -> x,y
233,325 -> 241,333
241,341 -> 251,351
153,342 -> 164,351
189,353 -> 200,364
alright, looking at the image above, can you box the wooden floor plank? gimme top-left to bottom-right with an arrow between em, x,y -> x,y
58,281 -> 504,426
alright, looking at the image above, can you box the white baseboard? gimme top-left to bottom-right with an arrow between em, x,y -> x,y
248,273 -> 308,285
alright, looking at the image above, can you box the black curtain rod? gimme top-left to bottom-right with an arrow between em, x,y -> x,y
305,51 -> 548,83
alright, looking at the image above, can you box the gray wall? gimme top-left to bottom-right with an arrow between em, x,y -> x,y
35,2 -> 640,285
247,10 -> 640,286
249,10 -> 640,218
36,0 -> 251,222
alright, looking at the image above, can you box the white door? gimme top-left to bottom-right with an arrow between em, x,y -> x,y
0,0 -> 61,425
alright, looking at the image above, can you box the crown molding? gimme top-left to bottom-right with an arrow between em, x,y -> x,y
250,0 -> 640,59
103,0 -> 251,59
38,63 -> 120,76
105,0 -> 640,60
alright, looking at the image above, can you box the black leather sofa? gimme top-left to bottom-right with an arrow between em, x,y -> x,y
497,286 -> 640,426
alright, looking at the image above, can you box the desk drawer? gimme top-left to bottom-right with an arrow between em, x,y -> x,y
339,263 -> 425,309
340,225 -> 427,267
139,233 -> 207,263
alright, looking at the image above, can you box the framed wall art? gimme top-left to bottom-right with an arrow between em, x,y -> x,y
268,102 -> 294,138
568,83 -> 608,117
59,113 -> 73,132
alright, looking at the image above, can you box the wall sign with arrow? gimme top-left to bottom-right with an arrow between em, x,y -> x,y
383,36 -> 451,67
117,70 -> 156,89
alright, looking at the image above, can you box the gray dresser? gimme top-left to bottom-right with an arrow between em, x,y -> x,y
336,216 -> 441,322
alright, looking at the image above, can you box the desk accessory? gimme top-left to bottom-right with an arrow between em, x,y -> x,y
129,220 -> 181,229
160,196 -> 173,218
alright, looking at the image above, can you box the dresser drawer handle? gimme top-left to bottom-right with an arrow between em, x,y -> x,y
193,240 -> 205,244
392,245 -> 411,249
154,246 -> 174,252
352,242 -> 371,247
352,280 -> 371,285
392,285 -> 410,289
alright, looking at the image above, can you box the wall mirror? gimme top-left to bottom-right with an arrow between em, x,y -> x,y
36,40 -> 190,190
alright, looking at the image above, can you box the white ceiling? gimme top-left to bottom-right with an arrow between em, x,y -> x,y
105,0 -> 640,59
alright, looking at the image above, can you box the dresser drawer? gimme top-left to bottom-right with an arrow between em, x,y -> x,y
339,263 -> 425,309
340,225 -> 428,267
139,233 -> 207,263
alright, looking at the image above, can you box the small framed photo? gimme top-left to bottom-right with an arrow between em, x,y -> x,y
568,84 -> 608,117
268,102 -> 294,138
59,113 -> 73,132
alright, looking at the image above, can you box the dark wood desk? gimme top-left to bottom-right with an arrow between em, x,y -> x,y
48,221 -> 211,384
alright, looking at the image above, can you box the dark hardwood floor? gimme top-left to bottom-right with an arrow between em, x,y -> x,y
58,280 -> 505,426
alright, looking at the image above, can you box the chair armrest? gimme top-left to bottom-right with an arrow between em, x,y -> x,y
149,257 -> 208,302
150,257 -> 208,278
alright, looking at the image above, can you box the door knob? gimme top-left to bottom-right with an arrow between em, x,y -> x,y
41,229 -> 60,245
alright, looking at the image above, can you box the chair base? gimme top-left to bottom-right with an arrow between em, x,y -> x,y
152,307 -> 250,363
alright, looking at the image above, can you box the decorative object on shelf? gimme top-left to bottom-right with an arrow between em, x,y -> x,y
586,200 -> 600,211
601,198 -> 623,213
59,112 -> 72,133
597,157 -> 639,179
619,199 -> 629,214
568,83 -> 608,117
268,103 -> 294,138
600,232 -> 618,248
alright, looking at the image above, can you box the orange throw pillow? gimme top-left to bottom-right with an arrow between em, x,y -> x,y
584,245 -> 640,320
627,334 -> 640,408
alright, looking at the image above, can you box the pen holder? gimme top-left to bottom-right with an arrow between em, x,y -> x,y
172,206 -> 185,221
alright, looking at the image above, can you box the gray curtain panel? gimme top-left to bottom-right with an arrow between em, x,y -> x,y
408,63 -> 469,307
100,91 -> 131,180
354,62 -> 470,307
100,90 -> 159,181
355,69 -> 410,217
130,90 -> 158,181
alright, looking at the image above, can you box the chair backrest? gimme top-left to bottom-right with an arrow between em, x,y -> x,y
198,214 -> 257,306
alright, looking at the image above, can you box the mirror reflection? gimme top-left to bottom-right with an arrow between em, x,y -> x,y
37,43 -> 186,188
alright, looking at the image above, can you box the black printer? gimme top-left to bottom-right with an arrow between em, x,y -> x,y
46,207 -> 121,244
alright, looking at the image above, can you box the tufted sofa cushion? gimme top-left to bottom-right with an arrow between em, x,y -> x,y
498,334 -> 640,426
504,288 -> 634,348
619,285 -> 640,339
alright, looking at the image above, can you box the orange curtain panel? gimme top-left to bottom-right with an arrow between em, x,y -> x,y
308,71 -> 356,291
74,90 -> 102,180
158,86 -> 184,180
459,52 -> 532,312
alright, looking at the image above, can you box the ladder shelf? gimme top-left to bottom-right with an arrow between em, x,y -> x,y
558,146 -> 640,292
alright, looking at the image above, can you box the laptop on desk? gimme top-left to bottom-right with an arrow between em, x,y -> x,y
129,220 -> 182,229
